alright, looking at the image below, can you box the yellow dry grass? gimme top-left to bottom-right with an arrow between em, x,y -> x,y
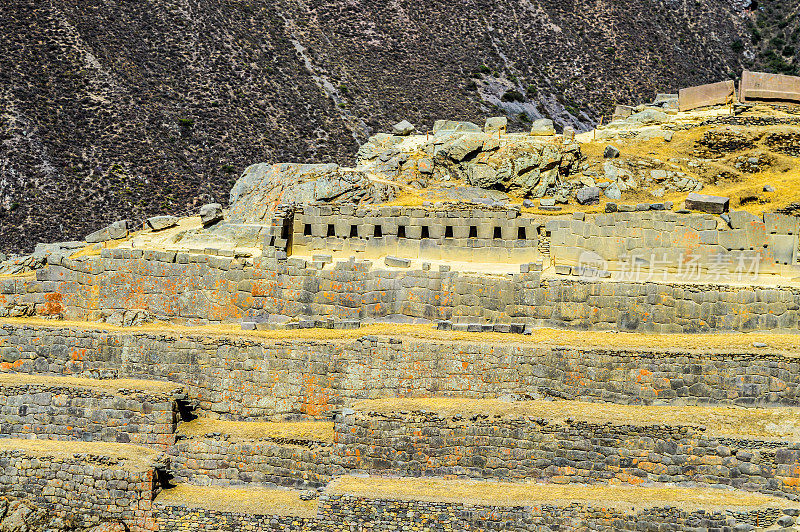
3,317 -> 800,355
581,114 -> 800,215
353,397 -> 800,440
179,418 -> 334,443
155,484 -> 317,517
328,476 -> 800,511
0,372 -> 181,395
0,439 -> 156,470
0,273 -> 35,281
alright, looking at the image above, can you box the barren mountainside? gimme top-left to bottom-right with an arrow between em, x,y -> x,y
0,0 -> 784,252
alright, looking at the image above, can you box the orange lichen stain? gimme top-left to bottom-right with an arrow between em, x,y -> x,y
781,476 -> 800,488
636,369 -> 653,383
301,373 -> 331,417
43,293 -> 63,315
69,348 -> 87,362
616,472 -> 646,485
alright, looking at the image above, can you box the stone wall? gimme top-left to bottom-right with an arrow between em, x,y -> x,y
316,495 -> 784,532
0,448 -> 158,531
335,412 -> 800,497
169,437 -> 339,489
549,210 -> 799,274
22,247 -> 800,333
291,204 -> 542,263
0,384 -> 180,449
2,324 -> 800,420
153,494 -> 791,532
153,504 -> 314,532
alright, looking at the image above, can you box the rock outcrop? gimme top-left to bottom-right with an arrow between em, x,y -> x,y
228,163 -> 395,223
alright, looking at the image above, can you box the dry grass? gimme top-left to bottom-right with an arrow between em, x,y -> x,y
581,113 -> 800,215
328,476 -> 800,511
156,484 -> 317,517
0,273 -> 35,281
0,372 -> 181,395
353,397 -> 800,440
0,439 -> 156,470
179,418 -> 334,443
3,317 -> 800,355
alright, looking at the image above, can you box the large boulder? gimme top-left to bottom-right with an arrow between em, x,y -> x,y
85,220 -> 129,243
392,120 -> 415,136
199,203 -> 224,226
146,215 -> 179,231
228,163 -> 388,223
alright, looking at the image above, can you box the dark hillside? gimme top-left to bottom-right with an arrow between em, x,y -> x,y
0,0 -> 767,252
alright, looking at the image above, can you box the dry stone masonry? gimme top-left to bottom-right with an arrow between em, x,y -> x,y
5,79 -> 800,529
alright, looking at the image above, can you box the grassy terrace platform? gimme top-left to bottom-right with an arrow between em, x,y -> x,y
178,418 -> 334,443
3,317 -> 800,354
352,397 -> 800,441
0,372 -> 182,395
0,439 -> 157,471
327,476 -> 800,512
155,484 -> 317,517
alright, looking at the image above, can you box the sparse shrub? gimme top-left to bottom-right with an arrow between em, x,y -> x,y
731,39 -> 744,53
501,90 -> 524,103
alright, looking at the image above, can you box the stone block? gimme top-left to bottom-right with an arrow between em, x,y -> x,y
767,234 -> 798,265
385,256 -> 411,268
764,213 -> 799,235
554,264 -> 572,275
576,187 -> 600,205
740,70 -> 800,104
729,210 -> 760,229
678,80 -> 735,112
530,119 -> 555,136
685,193 -> 729,214
392,120 -> 415,136
146,216 -> 179,231
484,116 -> 507,134
85,220 -> 129,243
199,203 -> 224,226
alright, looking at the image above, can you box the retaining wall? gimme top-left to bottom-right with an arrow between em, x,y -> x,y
169,437 -> 338,488
2,324 -> 800,420
153,505 -> 314,532
317,495 -> 785,532
17,248 -> 800,333
0,384 -> 179,449
549,211 -> 799,273
153,494 -> 791,532
335,412 -> 800,497
0,448 -> 157,531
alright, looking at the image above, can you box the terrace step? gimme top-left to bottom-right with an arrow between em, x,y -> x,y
0,439 -> 162,530
0,373 -> 185,449
154,484 -> 317,529
335,397 -> 800,498
169,418 -> 340,489
151,477 -> 800,531
323,475 -> 800,531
